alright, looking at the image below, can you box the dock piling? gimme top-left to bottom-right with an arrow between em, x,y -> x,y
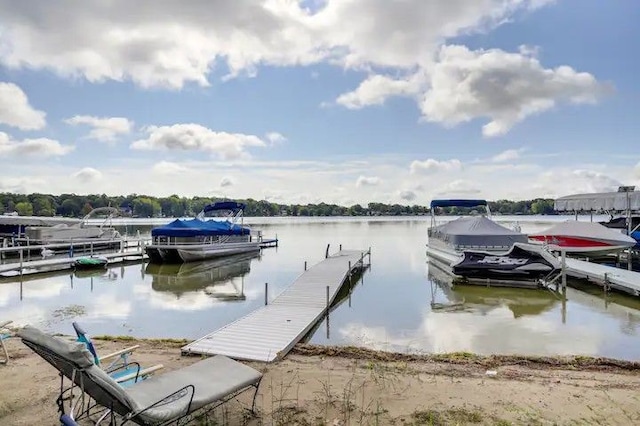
561,249 -> 567,290
339,244 -> 342,251
264,282 -> 269,305
19,249 -> 23,276
304,261 -> 307,271
326,285 -> 330,311
325,244 -> 330,259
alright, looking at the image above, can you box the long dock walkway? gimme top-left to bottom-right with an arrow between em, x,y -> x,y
565,258 -> 640,296
182,248 -> 371,362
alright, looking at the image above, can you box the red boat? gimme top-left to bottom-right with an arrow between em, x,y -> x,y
529,221 -> 637,256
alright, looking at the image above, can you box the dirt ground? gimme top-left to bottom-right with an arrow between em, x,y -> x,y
2,336 -> 640,425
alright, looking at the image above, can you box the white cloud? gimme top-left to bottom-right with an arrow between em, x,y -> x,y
73,167 -> 102,182
492,148 -> 522,163
398,190 -> 417,201
131,124 -> 266,159
65,115 -> 133,142
356,175 -> 380,187
335,74 -> 423,109
0,2 -> 601,136
435,179 -> 481,196
151,160 -> 187,175
265,131 -> 287,145
0,1 -> 553,89
410,158 -> 462,175
420,45 -> 610,137
571,169 -> 621,193
634,162 -> 640,179
0,82 -> 46,130
220,176 -> 234,187
0,132 -> 73,156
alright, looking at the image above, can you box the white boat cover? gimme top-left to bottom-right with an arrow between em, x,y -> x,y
555,191 -> 640,212
430,216 -> 528,247
529,221 -> 636,244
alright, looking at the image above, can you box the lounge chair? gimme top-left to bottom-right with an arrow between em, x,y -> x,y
19,326 -> 263,425
0,320 -> 12,365
72,322 -> 164,386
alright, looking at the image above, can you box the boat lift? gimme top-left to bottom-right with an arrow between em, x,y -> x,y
554,186 -> 640,270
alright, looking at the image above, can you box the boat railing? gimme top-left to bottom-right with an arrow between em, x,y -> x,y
151,235 -> 252,246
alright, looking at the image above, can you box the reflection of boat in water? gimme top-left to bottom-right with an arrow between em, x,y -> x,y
428,260 -> 558,318
145,252 -> 259,300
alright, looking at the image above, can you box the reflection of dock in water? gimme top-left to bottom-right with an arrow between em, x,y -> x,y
428,259 -> 558,318
145,252 -> 260,301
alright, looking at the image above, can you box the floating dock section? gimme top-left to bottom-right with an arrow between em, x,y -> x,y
182,248 -> 371,362
0,245 -> 147,278
565,258 -> 640,296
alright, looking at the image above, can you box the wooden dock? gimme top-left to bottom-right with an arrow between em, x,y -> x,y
182,248 -> 371,362
565,258 -> 640,296
0,249 -> 146,278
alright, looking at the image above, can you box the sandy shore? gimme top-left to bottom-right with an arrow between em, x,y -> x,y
2,336 -> 640,425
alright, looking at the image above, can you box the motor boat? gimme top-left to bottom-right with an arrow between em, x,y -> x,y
452,243 -> 560,280
528,221 -> 637,256
427,199 -> 559,281
23,207 -> 121,243
146,201 -> 262,263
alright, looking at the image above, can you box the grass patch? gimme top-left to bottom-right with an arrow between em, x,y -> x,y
291,344 -> 640,372
92,335 -> 190,347
409,408 -> 484,425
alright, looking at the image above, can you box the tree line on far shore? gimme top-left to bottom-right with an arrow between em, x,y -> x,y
0,192 -> 557,218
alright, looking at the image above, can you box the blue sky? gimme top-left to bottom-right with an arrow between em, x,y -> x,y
0,0 -> 638,205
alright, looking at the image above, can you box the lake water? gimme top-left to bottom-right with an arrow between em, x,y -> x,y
2,216 -> 640,359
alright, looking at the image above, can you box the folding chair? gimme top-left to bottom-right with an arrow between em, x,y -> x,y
19,326 -> 263,425
72,322 -> 163,386
0,320 -> 12,365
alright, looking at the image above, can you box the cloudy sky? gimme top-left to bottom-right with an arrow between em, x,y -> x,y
0,0 -> 638,205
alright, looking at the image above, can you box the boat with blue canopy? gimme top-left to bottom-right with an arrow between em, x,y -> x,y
146,201 -> 262,263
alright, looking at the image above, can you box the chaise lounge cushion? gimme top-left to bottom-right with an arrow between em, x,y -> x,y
125,356 -> 262,423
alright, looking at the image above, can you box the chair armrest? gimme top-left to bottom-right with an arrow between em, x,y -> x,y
98,345 -> 140,362
114,364 -> 164,384
107,361 -> 141,383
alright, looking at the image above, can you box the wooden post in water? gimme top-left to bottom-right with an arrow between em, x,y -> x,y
264,282 -> 268,305
325,244 -> 330,259
628,248 -> 633,271
604,273 -> 610,293
561,249 -> 566,290
19,249 -> 23,276
90,242 -> 94,256
339,244 -> 342,251
326,285 -> 330,311
304,261 -> 307,271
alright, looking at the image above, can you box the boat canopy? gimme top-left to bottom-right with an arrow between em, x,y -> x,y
430,199 -> 488,209
151,218 -> 250,237
430,217 -> 527,247
203,202 -> 246,213
529,221 -> 636,244
555,191 -> 640,212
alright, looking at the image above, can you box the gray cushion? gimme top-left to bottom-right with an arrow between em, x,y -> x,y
18,326 -> 94,369
126,355 -> 262,423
